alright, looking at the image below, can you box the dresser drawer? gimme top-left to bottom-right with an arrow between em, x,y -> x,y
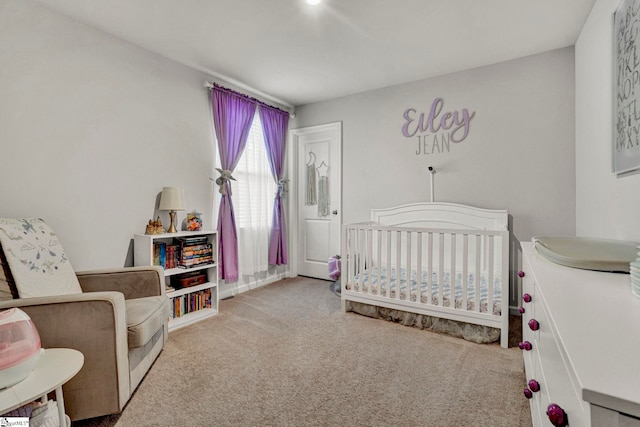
530,290 -> 588,426
519,265 -> 537,375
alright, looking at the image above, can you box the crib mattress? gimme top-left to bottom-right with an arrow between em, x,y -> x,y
346,267 -> 502,315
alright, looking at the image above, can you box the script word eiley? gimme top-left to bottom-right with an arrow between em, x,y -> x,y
402,98 -> 475,143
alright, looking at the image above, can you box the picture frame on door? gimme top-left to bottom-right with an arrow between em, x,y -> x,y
613,0 -> 640,174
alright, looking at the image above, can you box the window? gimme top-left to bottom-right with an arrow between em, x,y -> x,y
229,112 -> 276,229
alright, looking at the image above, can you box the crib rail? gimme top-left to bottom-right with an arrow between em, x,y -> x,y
341,221 -> 509,321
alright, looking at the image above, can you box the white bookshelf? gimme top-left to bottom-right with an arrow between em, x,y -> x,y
134,230 -> 218,331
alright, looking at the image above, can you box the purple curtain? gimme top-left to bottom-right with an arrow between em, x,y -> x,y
259,107 -> 290,265
211,86 -> 257,282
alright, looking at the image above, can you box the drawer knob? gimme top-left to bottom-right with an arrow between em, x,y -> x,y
523,293 -> 532,303
523,388 -> 533,399
518,306 -> 525,314
528,379 -> 540,392
518,271 -> 525,278
528,319 -> 540,331
546,403 -> 569,427
518,341 -> 533,351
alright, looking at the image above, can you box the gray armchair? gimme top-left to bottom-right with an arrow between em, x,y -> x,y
0,219 -> 169,422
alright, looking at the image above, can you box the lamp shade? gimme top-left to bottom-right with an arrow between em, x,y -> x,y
159,187 -> 185,211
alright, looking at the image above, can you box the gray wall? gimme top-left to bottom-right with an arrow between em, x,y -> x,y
0,1 -> 216,270
293,48 -> 577,245
576,0 -> 640,242
293,48 -> 576,308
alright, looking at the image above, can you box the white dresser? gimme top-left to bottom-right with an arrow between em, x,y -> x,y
520,242 -> 640,426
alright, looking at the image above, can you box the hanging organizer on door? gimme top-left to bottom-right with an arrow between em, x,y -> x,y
317,161 -> 330,217
305,151 -> 317,206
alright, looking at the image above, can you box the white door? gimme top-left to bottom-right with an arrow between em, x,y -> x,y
290,122 -> 342,280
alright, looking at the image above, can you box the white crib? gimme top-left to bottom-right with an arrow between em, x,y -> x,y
341,202 -> 510,348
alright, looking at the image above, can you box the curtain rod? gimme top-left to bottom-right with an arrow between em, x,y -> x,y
204,80 -> 296,118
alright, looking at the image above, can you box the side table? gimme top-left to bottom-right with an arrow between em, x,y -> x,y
0,348 -> 84,427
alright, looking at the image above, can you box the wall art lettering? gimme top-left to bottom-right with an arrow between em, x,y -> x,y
613,0 -> 640,174
402,98 -> 475,156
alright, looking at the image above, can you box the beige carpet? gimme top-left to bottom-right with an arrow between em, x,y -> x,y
73,277 -> 532,427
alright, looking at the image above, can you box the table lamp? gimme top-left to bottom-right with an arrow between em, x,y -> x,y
159,187 -> 185,233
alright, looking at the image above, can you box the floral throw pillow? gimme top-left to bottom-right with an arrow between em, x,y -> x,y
0,218 -> 82,298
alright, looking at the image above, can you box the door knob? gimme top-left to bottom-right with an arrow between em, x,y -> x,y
332,210 -> 338,215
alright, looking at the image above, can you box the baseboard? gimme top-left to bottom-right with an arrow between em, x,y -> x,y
218,271 -> 288,300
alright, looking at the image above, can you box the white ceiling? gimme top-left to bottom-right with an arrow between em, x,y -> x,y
36,0 -> 596,107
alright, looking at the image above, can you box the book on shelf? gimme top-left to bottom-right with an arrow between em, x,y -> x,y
153,242 -> 180,270
153,242 -> 166,267
178,258 -> 213,268
178,242 -> 213,268
166,244 -> 179,269
182,248 -> 211,258
170,288 -> 212,319
175,236 -> 209,246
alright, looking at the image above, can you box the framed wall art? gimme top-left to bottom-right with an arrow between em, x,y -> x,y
613,0 -> 640,174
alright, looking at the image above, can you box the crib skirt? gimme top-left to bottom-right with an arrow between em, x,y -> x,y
345,300 -> 501,344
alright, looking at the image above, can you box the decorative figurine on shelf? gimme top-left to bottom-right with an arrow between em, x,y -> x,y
185,211 -> 203,231
145,217 -> 165,235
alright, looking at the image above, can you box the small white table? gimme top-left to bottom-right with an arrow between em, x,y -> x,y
0,348 -> 84,427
